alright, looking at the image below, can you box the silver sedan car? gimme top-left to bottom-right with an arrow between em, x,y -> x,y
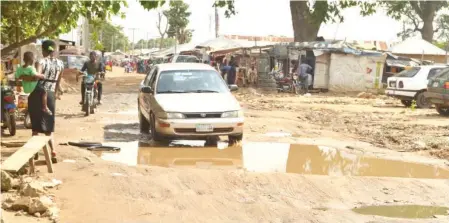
138,63 -> 244,142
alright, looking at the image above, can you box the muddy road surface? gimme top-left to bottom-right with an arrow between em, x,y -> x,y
1,68 -> 449,223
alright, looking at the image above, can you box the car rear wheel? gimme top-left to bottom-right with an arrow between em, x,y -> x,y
228,134 -> 243,145
415,92 -> 431,108
436,106 -> 449,117
400,100 -> 412,107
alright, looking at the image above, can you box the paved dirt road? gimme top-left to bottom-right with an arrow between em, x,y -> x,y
1,67 -> 448,223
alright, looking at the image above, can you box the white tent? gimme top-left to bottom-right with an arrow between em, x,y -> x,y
196,37 -> 243,51
389,38 -> 446,55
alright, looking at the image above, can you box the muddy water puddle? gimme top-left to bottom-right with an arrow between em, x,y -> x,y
352,205 -> 449,219
94,141 -> 449,179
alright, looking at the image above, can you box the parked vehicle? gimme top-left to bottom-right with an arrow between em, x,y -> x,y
81,73 -> 99,116
1,84 -> 17,136
385,65 -> 448,108
276,76 -> 294,93
138,63 -> 244,143
425,67 -> 449,116
164,54 -> 200,63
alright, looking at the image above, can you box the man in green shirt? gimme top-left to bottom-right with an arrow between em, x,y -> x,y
77,51 -> 104,105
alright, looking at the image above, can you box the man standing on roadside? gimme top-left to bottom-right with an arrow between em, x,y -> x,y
297,59 -> 313,94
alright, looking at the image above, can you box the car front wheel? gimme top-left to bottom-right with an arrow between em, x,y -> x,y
228,134 -> 243,145
150,113 -> 164,141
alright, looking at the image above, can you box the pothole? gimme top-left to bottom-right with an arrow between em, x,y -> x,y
352,205 -> 449,219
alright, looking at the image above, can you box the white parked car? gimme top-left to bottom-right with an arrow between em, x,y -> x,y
385,65 -> 448,108
164,54 -> 200,63
138,63 -> 244,143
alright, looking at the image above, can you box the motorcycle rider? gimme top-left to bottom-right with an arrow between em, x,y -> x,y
77,51 -> 104,105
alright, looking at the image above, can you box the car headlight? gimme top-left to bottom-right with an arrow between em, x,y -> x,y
157,112 -> 185,119
221,110 -> 243,118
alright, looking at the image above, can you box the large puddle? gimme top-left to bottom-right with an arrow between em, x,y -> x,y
352,205 -> 449,219
93,141 -> 449,179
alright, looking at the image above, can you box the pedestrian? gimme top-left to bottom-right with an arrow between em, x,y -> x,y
15,51 -> 52,115
297,59 -> 313,94
28,40 -> 64,163
227,56 -> 237,85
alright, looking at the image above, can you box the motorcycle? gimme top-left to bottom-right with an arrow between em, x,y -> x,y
276,76 -> 295,93
81,73 -> 99,116
1,85 -> 17,136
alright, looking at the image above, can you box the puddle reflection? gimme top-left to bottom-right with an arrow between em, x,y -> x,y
94,141 -> 449,179
352,205 -> 449,219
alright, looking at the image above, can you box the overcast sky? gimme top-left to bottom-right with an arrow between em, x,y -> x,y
111,0 -> 403,44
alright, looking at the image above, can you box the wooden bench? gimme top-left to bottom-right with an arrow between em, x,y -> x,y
2,136 -> 53,174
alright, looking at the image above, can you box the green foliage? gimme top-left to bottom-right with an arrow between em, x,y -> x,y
213,0 -> 236,18
89,20 -> 130,52
380,1 -> 449,41
1,0 -> 126,55
164,1 -> 192,44
135,38 -> 176,49
436,14 -> 449,41
411,100 -> 417,111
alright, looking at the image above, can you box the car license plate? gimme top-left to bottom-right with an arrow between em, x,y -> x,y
196,124 -> 213,132
433,82 -> 439,87
283,85 -> 289,89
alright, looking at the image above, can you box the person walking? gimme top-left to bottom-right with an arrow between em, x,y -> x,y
27,40 -> 64,163
297,59 -> 313,94
227,56 -> 237,85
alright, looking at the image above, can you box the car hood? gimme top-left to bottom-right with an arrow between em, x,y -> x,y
155,93 -> 241,113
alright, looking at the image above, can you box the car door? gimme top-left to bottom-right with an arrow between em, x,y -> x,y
139,67 -> 156,119
146,67 -> 159,114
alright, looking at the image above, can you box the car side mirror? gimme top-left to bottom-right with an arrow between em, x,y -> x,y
229,84 -> 238,92
141,86 -> 153,94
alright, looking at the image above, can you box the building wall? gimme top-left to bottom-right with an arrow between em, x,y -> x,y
328,53 -> 386,92
394,53 -> 447,64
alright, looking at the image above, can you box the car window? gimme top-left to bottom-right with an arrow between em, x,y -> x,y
156,69 -> 229,94
394,67 -> 421,77
143,68 -> 155,86
427,68 -> 445,79
435,68 -> 449,79
175,56 -> 199,63
150,68 -> 158,89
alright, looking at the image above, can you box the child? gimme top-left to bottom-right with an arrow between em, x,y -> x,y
15,51 -> 52,115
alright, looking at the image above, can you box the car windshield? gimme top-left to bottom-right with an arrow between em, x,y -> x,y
156,70 -> 229,94
394,67 -> 420,77
175,56 -> 198,63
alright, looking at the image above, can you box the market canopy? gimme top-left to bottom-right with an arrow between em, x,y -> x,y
388,37 -> 447,55
153,42 -> 198,57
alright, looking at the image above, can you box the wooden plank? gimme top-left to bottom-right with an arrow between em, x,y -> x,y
43,143 -> 53,173
28,158 -> 35,174
1,136 -> 51,172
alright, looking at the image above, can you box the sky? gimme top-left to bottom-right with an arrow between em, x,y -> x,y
110,0 -> 404,44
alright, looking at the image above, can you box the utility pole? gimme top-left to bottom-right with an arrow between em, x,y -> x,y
215,4 -> 219,38
129,28 -> 138,54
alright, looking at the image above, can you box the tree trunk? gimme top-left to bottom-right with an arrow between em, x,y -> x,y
290,1 -> 321,42
420,13 -> 435,42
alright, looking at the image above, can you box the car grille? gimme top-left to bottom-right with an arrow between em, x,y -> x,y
183,113 -> 222,118
174,128 -> 233,134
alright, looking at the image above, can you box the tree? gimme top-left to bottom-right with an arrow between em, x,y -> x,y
89,21 -> 130,52
164,1 -> 192,44
134,38 -> 176,49
209,0 -> 377,42
381,1 -> 449,42
1,1 -> 126,55
156,11 -> 169,49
